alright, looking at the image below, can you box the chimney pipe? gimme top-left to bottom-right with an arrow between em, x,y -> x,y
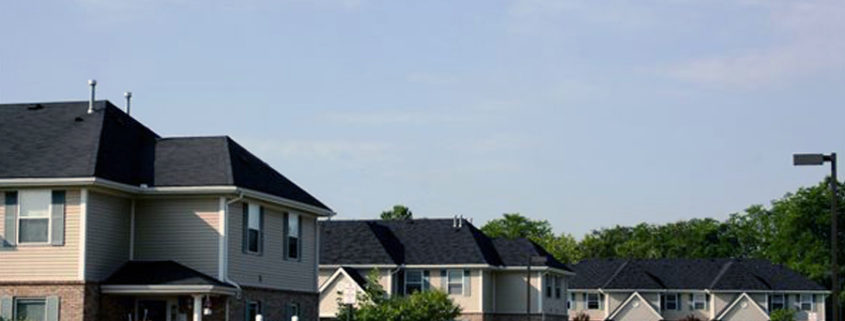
124,91 -> 132,115
87,79 -> 97,114
458,215 -> 463,228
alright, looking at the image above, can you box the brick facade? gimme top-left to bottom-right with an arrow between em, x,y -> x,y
0,282 -> 88,321
229,286 -> 318,321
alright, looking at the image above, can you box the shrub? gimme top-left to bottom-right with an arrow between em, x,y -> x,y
573,312 -> 590,321
771,309 -> 797,321
337,269 -> 462,321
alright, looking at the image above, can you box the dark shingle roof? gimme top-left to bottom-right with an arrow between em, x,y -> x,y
341,267 -> 369,288
571,258 -> 825,291
0,101 -> 329,210
104,261 -> 234,287
320,219 -> 571,271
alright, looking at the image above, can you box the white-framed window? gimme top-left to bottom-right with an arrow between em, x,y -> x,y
18,190 -> 51,244
692,293 -> 708,310
555,276 -> 562,299
286,213 -> 300,260
664,293 -> 680,311
587,293 -> 601,310
770,294 -> 785,311
800,294 -> 814,311
448,269 -> 464,295
15,298 -> 47,321
406,270 -> 424,294
246,203 -> 261,253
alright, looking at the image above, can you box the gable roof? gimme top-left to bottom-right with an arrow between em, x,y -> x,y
0,101 -> 329,211
318,267 -> 368,293
606,292 -> 663,321
715,292 -> 769,320
104,260 -> 234,288
319,218 -> 571,271
571,258 -> 825,291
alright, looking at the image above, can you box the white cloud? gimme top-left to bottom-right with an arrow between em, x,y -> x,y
663,0 -> 845,89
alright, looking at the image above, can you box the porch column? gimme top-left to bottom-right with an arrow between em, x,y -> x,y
193,295 -> 204,321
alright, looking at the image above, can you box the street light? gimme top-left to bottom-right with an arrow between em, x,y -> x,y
794,153 -> 839,321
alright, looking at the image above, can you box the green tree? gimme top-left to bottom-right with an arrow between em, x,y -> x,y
770,309 -> 796,321
482,213 -> 583,263
380,205 -> 413,220
338,270 -> 461,321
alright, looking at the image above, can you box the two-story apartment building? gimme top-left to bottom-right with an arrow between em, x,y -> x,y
567,259 -> 828,321
317,218 -> 574,321
0,101 -> 333,321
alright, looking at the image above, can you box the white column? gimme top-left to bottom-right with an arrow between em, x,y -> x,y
193,295 -> 204,321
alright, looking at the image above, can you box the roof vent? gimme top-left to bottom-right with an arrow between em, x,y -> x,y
124,91 -> 132,115
27,104 -> 44,110
87,79 -> 97,114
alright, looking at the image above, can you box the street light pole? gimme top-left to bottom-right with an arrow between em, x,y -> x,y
794,153 -> 839,321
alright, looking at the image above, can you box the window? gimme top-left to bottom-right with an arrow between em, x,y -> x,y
587,293 -> 601,310
406,270 -> 424,294
692,293 -> 707,310
15,298 -> 46,321
18,190 -> 51,244
286,213 -> 300,260
568,293 -> 575,309
664,293 -> 679,311
286,302 -> 300,320
555,276 -> 562,299
800,294 -> 813,311
448,270 -> 464,295
545,275 -> 553,298
770,294 -> 785,311
246,203 -> 261,253
246,300 -> 261,321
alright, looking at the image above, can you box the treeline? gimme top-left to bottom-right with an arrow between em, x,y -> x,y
480,178 -> 843,290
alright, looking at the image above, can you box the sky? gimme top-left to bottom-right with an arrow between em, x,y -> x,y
2,0 -> 845,237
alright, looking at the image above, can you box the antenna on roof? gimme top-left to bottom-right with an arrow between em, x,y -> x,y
87,79 -> 97,114
124,91 -> 132,115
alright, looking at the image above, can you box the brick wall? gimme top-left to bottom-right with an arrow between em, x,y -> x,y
231,286 -> 318,321
0,282 -> 87,321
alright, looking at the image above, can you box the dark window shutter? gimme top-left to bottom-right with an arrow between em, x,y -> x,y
463,270 -> 471,296
440,270 -> 447,291
258,206 -> 265,256
242,203 -> 248,254
283,212 -> 289,259
660,294 -> 665,311
51,191 -> 66,246
46,296 -> 60,321
3,191 -> 17,247
423,270 -> 430,291
0,296 -> 11,320
297,215 -> 302,262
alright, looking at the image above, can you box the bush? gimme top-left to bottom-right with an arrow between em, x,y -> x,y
771,309 -> 796,321
337,270 -> 462,321
573,312 -> 590,321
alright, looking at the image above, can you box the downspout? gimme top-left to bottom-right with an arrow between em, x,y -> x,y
223,193 -> 245,298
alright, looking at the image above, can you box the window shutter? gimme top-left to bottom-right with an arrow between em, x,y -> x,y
660,294 -> 665,311
242,203 -> 248,253
440,270 -> 448,291
689,294 -> 694,310
463,270 -> 471,296
258,206 -> 265,256
46,296 -> 60,321
297,215 -> 302,262
0,296 -> 11,320
3,191 -> 17,248
51,191 -> 66,246
283,212 -> 289,259
706,294 -> 711,310
423,270 -> 431,291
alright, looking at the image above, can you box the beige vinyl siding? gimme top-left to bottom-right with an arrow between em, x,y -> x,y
568,291 -> 607,321
714,293 -> 738,318
613,295 -> 662,321
133,197 -> 220,278
319,272 -> 363,318
228,201 -> 317,292
662,293 -> 711,321
494,270 -> 543,314
0,190 -> 81,281
85,191 -> 131,281
607,292 -> 629,314
721,295 -> 769,321
319,269 -> 336,288
425,269 -> 482,313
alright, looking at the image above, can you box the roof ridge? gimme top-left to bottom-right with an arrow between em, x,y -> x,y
602,259 -> 630,289
709,260 -> 735,289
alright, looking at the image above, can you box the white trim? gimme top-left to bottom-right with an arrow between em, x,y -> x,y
314,217 -> 320,292
607,292 -> 663,321
799,293 -> 815,311
218,197 -> 227,281
78,188 -> 88,281
538,272 -> 544,313
0,177 -> 335,217
15,189 -> 53,246
318,268 -> 367,293
582,289 -> 831,294
129,199 -> 135,260
716,292 -> 769,320
479,270 -> 484,310
101,285 -> 238,296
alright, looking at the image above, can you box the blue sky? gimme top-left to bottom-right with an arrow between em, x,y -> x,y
2,0 -> 845,237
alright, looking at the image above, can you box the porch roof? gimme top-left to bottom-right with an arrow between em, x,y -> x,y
102,261 -> 237,296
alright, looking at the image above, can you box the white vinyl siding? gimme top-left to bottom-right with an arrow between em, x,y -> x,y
228,201 -> 318,292
85,191 -> 132,281
0,190 -> 80,281
133,198 -> 220,277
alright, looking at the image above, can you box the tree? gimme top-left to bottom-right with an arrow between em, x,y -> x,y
481,213 -> 583,263
338,270 -> 461,321
380,205 -> 413,220
770,309 -> 796,321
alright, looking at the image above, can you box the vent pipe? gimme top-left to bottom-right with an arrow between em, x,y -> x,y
458,215 -> 463,228
87,79 -> 97,114
124,91 -> 132,115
